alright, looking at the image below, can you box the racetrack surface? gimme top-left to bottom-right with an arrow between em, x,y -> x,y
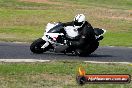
0,42 -> 132,62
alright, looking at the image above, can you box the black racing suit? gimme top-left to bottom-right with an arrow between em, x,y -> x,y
62,21 -> 96,53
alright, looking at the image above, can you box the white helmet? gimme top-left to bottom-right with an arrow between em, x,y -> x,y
74,14 -> 86,26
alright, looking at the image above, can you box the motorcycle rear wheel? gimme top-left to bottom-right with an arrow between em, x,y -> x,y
75,41 -> 99,57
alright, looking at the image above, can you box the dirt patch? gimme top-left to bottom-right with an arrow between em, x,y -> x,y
23,73 -> 74,85
19,0 -> 59,4
96,15 -> 132,21
107,16 -> 132,21
87,8 -> 132,21
127,10 -> 132,13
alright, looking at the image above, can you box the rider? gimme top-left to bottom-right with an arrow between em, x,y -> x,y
62,14 -> 96,55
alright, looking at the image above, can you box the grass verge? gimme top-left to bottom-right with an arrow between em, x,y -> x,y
0,61 -> 132,88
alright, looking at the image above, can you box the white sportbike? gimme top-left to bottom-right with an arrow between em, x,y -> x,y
30,22 -> 106,56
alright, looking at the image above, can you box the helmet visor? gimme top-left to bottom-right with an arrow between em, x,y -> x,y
74,21 -> 83,26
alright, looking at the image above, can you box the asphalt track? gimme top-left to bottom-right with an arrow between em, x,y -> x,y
0,42 -> 132,62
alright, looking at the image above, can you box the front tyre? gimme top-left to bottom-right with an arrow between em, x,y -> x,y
30,38 -> 48,54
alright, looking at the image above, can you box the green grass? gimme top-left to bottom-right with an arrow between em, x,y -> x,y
100,31 -> 132,46
0,0 -> 132,46
0,61 -> 132,88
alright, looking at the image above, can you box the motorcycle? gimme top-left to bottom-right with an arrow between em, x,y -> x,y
30,22 -> 106,56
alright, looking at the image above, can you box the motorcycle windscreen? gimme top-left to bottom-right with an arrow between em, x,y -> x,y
94,28 -> 106,36
47,24 -> 64,33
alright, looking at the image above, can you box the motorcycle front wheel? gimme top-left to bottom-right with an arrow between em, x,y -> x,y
30,38 -> 49,54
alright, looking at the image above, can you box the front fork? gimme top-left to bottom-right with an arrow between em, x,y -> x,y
41,42 -> 49,49
41,36 -> 50,49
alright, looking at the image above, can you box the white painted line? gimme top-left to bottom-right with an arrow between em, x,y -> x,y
128,47 -> 132,48
0,59 -> 50,62
84,61 -> 132,65
107,46 -> 116,47
106,46 -> 132,49
13,42 -> 28,44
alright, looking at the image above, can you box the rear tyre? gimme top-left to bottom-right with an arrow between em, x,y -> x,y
75,41 -> 99,57
87,41 -> 99,54
30,38 -> 49,54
